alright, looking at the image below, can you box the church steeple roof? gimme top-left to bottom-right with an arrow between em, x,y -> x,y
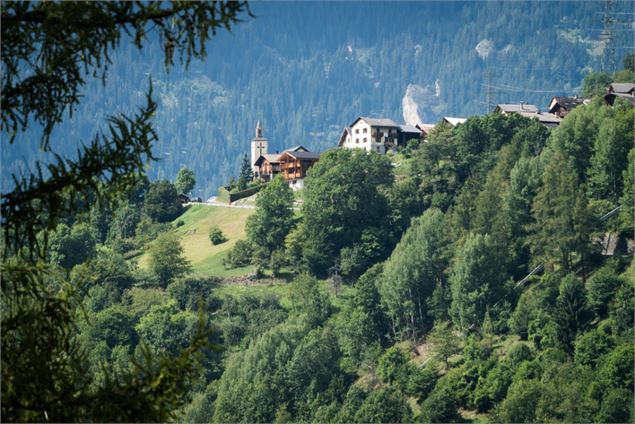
256,120 -> 262,138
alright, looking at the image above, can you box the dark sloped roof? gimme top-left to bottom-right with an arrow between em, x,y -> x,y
285,151 -> 321,160
350,117 -> 399,127
399,124 -> 421,133
548,96 -> 587,113
285,145 -> 309,152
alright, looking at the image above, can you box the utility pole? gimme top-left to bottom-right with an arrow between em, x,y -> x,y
602,0 -> 616,72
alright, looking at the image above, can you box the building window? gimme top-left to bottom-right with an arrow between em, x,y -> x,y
363,128 -> 367,134
355,128 -> 359,134
363,137 -> 367,142
355,138 -> 359,143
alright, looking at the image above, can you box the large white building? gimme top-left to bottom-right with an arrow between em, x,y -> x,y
337,117 -> 421,154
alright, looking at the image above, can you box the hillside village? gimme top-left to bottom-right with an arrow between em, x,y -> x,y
4,2 -> 635,423
223,82 -> 634,197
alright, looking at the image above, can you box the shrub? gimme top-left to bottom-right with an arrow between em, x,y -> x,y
175,220 -> 185,228
209,226 -> 227,245
224,240 -> 253,269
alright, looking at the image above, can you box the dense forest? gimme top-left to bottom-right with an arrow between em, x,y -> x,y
2,1 -> 634,423
7,90 -> 634,422
4,1 -> 634,196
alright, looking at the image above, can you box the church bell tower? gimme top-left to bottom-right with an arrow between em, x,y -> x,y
250,120 -> 268,176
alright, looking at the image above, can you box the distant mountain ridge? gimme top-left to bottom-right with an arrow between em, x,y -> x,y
4,1 -> 633,197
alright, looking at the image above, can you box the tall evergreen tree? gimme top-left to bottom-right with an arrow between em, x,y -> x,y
449,233 -> 508,332
531,149 -> 591,271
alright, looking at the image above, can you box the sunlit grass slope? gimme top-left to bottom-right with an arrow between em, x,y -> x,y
139,204 -> 255,277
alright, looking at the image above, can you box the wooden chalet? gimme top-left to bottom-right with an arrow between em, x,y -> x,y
254,154 -> 282,181
278,151 -> 321,189
253,146 -> 311,181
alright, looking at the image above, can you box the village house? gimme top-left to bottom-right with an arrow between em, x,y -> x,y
278,150 -> 321,190
338,117 -> 422,154
250,121 -> 319,189
494,103 -> 562,128
253,145 -> 310,181
604,82 -> 635,106
547,96 -> 589,118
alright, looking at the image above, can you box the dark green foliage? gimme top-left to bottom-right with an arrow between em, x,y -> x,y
107,201 -> 142,242
574,327 -> 614,368
246,175 -> 294,254
449,233 -> 508,332
167,277 -> 220,311
175,166 -> 196,195
224,240 -> 254,269
609,279 -> 635,334
217,293 -> 286,347
428,320 -> 461,368
596,388 -> 633,423
553,274 -> 591,354
208,226 -> 227,245
238,153 -> 254,187
289,274 -> 331,327
530,148 -> 591,271
135,301 -> 197,355
491,379 -> 542,423
300,149 -> 394,275
581,72 -> 613,97
600,343 -> 635,391
586,264 -> 623,318
586,102 -> 634,203
88,306 -> 138,350
213,322 -> 306,423
379,208 -> 451,339
1,2 -> 248,421
143,180 -> 183,223
148,232 -> 191,287
376,346 -> 409,384
617,148 -> 635,233
419,377 -> 463,423
48,223 -> 97,269
353,387 -> 412,424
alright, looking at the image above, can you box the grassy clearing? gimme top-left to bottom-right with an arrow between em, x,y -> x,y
138,204 -> 255,278
137,203 -> 356,307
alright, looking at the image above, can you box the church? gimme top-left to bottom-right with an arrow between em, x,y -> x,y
250,121 -> 321,190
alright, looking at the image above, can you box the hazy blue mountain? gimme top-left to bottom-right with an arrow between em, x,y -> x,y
5,1 -> 633,197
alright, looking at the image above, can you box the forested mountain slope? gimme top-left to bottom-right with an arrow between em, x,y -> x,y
5,1 -> 633,196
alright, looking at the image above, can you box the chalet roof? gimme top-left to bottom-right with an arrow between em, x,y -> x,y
443,117 -> 467,126
351,117 -> 399,127
399,124 -> 421,133
495,103 -> 539,114
254,154 -> 281,166
285,145 -> 309,152
518,111 -> 562,126
608,82 -> 635,94
417,124 -> 435,132
548,96 -> 587,113
284,151 -> 321,160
